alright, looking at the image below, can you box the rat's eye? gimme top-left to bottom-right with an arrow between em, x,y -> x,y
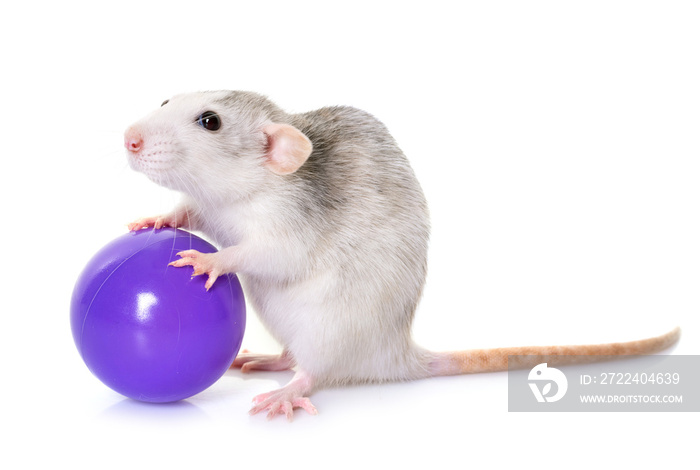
197,111 -> 221,131
161,99 -> 169,106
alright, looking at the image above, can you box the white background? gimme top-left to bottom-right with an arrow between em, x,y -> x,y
1,0 -> 698,467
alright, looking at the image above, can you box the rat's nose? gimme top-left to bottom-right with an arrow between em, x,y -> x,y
124,128 -> 143,153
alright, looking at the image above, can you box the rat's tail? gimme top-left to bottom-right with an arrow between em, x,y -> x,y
428,327 -> 681,376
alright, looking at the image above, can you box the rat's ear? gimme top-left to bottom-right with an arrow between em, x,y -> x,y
263,123 -> 313,175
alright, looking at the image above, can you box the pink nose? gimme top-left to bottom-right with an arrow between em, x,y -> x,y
124,128 -> 143,152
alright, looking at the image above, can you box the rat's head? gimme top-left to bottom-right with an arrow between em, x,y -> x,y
124,91 -> 312,200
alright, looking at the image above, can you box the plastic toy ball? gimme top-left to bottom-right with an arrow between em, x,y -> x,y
70,228 -> 246,403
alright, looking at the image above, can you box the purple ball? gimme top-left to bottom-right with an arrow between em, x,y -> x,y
70,228 -> 246,403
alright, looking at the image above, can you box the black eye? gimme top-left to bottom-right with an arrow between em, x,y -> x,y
161,99 -> 169,107
197,111 -> 221,131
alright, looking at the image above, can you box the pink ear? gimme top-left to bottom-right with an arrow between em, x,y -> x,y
263,123 -> 313,175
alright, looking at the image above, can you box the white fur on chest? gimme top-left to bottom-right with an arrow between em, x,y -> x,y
191,191 -> 318,281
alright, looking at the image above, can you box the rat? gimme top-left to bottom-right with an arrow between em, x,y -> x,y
124,90 -> 680,420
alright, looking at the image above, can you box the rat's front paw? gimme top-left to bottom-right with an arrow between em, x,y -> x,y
169,250 -> 222,290
128,214 -> 178,231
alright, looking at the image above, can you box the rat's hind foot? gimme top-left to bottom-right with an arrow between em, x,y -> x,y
249,371 -> 317,421
231,349 -> 295,373
251,393 -> 317,421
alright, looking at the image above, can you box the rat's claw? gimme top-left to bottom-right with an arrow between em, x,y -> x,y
265,401 -> 288,420
175,249 -> 199,258
204,273 -> 219,291
292,397 -> 318,416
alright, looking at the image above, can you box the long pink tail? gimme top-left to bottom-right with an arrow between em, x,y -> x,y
429,327 -> 681,376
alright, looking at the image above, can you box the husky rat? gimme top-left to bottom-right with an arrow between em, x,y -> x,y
124,91 -> 680,420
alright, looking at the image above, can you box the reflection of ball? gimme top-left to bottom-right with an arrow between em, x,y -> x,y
70,228 -> 246,403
